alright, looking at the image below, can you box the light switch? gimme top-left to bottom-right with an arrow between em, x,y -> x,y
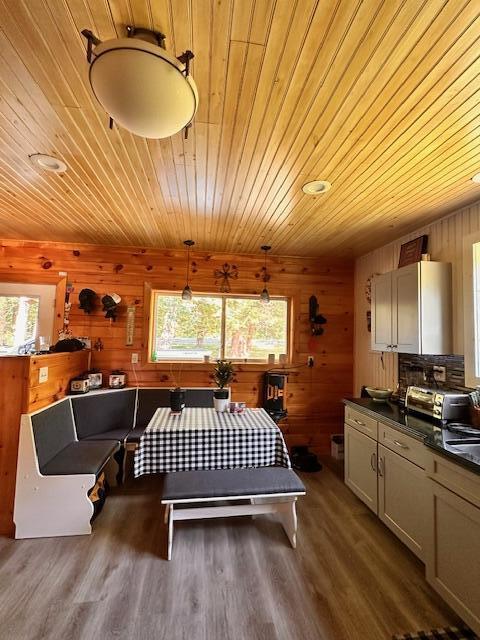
39,366 -> 48,383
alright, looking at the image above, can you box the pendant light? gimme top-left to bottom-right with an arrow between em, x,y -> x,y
182,240 -> 195,301
81,26 -> 198,139
260,245 -> 271,303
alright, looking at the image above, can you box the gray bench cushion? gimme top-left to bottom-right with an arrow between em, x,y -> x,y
72,389 -> 136,440
40,441 -> 119,476
162,468 -> 305,501
32,400 -> 76,469
126,427 -> 146,444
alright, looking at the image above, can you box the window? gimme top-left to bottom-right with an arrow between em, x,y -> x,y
464,232 -> 480,387
0,295 -> 39,354
150,292 -> 289,362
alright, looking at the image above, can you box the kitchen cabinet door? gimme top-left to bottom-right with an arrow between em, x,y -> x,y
378,444 -> 427,560
391,264 -> 419,354
344,424 -> 378,513
426,479 -> 480,635
371,272 -> 392,351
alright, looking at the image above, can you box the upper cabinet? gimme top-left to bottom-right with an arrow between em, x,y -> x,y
371,262 -> 452,354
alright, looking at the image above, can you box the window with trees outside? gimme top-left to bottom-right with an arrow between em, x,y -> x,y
150,293 -> 289,362
0,295 -> 39,354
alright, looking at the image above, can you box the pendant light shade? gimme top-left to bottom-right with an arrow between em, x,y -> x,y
182,240 -> 195,301
82,28 -> 198,139
260,245 -> 271,304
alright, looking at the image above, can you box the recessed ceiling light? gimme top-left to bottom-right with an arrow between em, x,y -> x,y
29,154 -> 67,173
471,172 -> 480,184
302,180 -> 332,195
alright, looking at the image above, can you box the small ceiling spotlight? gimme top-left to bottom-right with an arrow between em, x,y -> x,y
302,180 -> 332,195
260,245 -> 271,304
181,240 -> 195,301
471,173 -> 480,184
29,154 -> 67,173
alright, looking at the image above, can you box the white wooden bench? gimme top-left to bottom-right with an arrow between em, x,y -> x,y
161,468 -> 306,560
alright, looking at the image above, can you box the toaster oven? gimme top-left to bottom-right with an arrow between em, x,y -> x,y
405,386 -> 470,422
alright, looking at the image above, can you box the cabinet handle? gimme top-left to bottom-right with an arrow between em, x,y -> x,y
370,452 -> 377,472
353,418 -> 365,426
391,345 -> 398,349
393,439 -> 409,450
378,457 -> 384,477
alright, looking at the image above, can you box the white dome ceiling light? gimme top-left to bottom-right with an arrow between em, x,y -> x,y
29,154 -> 68,173
81,26 -> 198,139
302,180 -> 332,195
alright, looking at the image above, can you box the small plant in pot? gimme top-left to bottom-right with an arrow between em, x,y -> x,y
213,360 -> 235,412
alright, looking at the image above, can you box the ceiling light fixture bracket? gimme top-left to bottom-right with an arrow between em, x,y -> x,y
126,25 -> 166,49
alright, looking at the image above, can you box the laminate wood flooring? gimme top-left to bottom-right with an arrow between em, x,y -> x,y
0,462 -> 459,640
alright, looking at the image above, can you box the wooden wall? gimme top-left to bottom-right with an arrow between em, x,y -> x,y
354,200 -> 480,394
0,239 -> 354,455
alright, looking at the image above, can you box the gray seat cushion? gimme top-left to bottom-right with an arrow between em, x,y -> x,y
31,399 -> 77,469
72,389 -> 136,440
40,441 -> 119,476
126,426 -> 146,443
84,428 -> 131,442
162,468 -> 305,501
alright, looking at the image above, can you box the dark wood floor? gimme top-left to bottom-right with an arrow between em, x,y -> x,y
0,460 -> 459,640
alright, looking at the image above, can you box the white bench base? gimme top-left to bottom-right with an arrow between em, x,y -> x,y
162,493 -> 301,560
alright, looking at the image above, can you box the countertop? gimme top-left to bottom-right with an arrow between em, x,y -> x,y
343,397 -> 480,475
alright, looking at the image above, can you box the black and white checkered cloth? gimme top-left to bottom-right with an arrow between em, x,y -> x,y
134,407 -> 291,476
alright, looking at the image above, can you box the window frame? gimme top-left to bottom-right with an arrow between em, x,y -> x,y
463,231 -> 480,388
147,288 -> 291,364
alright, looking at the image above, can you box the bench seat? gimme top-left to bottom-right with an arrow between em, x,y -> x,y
40,440 -> 119,476
161,468 -> 305,560
84,428 -> 131,443
162,467 -> 305,501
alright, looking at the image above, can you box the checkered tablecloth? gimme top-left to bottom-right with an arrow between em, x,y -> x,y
134,407 -> 291,476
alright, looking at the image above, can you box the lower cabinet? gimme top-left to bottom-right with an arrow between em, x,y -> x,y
344,424 -> 378,513
378,444 -> 427,561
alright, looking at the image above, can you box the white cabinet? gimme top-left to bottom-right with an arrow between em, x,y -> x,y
371,261 -> 452,354
344,424 -> 378,513
378,444 -> 427,560
425,454 -> 480,635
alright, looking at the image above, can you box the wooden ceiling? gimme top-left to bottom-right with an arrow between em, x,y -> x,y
0,0 -> 479,257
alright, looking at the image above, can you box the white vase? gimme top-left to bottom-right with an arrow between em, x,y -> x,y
213,387 -> 231,412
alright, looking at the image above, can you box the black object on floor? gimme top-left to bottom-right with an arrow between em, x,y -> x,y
392,625 -> 478,639
291,445 -> 322,472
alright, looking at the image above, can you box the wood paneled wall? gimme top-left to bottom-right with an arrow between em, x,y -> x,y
0,240 -> 354,455
354,200 -> 480,394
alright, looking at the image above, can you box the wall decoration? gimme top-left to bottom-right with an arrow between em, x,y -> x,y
94,337 -> 104,351
365,273 -> 380,333
398,235 -> 428,268
102,293 -> 121,321
259,245 -> 271,303
214,263 -> 238,293
126,305 -> 136,346
59,282 -> 74,339
309,295 -> 327,336
78,288 -> 97,314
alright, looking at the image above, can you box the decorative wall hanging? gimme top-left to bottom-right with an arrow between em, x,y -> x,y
102,293 -> 121,321
126,305 -> 136,346
78,288 -> 97,314
81,26 -> 197,139
59,282 -> 74,339
398,235 -> 428,268
259,245 -> 271,303
94,337 -> 104,351
365,273 -> 380,333
181,240 -> 195,301
214,263 -> 238,293
309,295 -> 327,336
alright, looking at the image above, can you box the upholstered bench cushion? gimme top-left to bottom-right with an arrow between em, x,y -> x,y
162,468 -> 305,501
126,426 -> 146,444
84,427 -> 131,442
40,441 -> 119,476
72,389 -> 136,440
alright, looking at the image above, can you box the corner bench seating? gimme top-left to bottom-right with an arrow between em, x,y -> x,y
162,468 -> 306,560
13,387 -> 216,539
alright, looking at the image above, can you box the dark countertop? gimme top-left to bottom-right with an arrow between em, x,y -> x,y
343,397 -> 480,475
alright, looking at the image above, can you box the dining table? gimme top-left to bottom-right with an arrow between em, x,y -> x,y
133,407 -> 291,477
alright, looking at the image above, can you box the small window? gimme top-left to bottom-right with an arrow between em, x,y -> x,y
0,295 -> 39,354
150,292 -> 289,363
473,241 -> 480,379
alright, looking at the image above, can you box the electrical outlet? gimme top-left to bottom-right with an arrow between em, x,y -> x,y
433,365 -> 446,383
307,356 -> 314,368
39,366 -> 48,383
131,353 -> 139,364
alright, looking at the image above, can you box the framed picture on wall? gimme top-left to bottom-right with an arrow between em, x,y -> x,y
398,235 -> 428,268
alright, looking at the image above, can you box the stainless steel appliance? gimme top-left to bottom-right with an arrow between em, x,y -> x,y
405,385 -> 470,422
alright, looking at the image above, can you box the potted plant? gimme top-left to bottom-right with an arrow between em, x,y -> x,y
213,360 -> 235,412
